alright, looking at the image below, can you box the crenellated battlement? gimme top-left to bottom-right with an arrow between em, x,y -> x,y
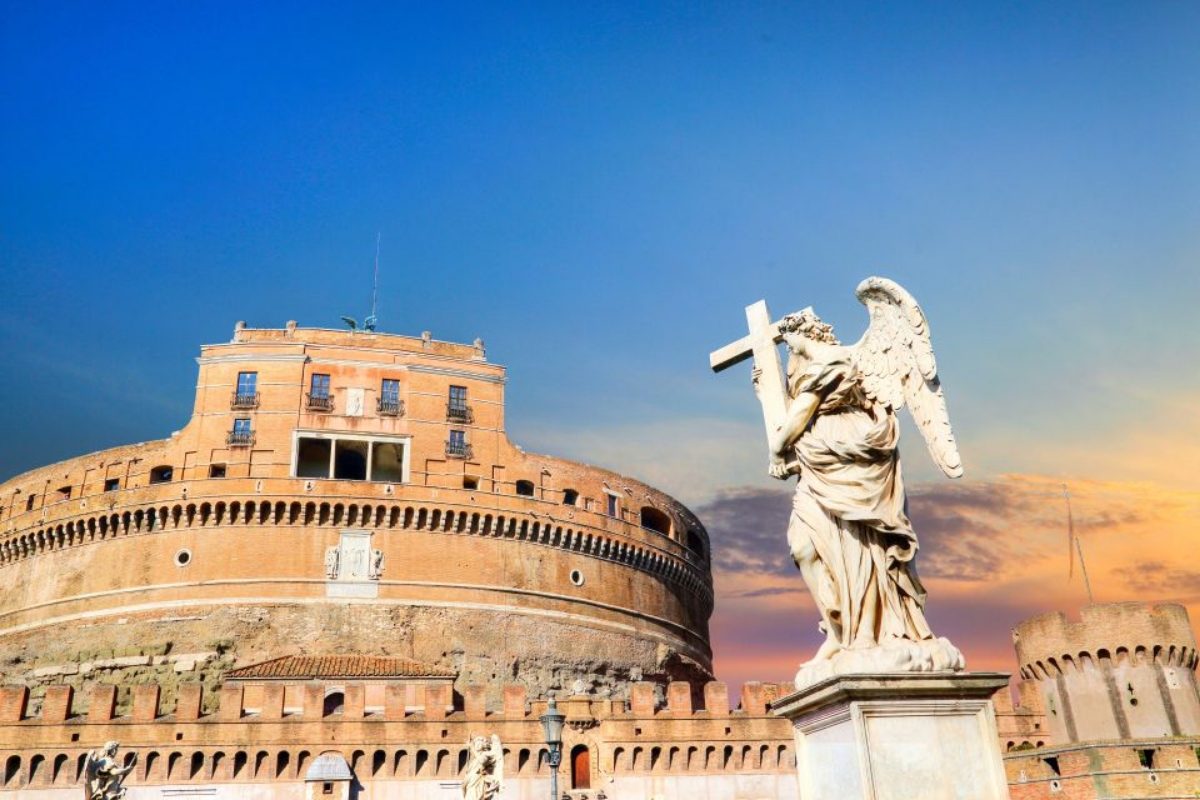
0,679 -> 799,792
1013,602 -> 1199,681
0,678 -> 794,725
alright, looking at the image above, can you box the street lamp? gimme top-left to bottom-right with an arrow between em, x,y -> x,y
539,694 -> 566,800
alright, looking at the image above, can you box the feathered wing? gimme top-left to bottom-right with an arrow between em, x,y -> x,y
851,277 -> 963,478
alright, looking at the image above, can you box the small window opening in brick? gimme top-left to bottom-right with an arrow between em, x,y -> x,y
56,485 -> 71,501
562,488 -> 578,506
463,476 -> 479,490
1137,748 -> 1155,769
640,506 -> 671,535
1043,756 -> 1060,776
26,494 -> 35,511
515,480 -> 535,497
322,782 -> 333,795
70,733 -> 79,742
209,463 -> 227,478
149,465 -> 173,484
104,478 -> 120,492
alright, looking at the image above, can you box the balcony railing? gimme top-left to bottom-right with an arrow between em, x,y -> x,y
230,391 -> 260,410
445,440 -> 473,460
306,392 -> 335,412
226,430 -> 256,447
446,403 -> 474,424
377,397 -> 405,417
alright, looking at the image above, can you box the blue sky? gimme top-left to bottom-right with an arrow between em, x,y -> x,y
2,2 -> 1198,683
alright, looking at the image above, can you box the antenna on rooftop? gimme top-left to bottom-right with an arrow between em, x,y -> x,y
341,233 -> 381,332
363,232 -> 380,332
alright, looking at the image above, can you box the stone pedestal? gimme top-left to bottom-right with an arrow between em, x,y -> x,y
771,672 -> 1011,800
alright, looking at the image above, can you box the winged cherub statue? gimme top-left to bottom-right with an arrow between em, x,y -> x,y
750,277 -> 965,689
461,734 -> 504,800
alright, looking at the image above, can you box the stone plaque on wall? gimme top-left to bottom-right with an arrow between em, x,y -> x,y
344,387 -> 365,417
326,530 -> 378,598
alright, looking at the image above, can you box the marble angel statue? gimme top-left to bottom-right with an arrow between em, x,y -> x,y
462,734 -> 504,800
750,277 -> 965,689
83,741 -> 137,800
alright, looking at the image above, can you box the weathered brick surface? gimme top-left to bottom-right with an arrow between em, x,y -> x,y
132,684 -> 160,721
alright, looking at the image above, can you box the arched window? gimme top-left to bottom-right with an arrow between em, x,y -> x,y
640,506 -> 671,536
323,691 -> 345,717
149,465 -> 174,484
515,480 -> 535,497
570,745 -> 590,789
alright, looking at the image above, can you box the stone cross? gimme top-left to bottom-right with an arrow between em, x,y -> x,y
709,300 -> 791,440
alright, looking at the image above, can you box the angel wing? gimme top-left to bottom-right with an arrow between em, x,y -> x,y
82,750 -> 99,793
851,277 -> 963,478
490,735 -> 504,789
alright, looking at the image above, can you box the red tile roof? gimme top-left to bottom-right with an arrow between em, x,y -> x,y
225,655 -> 455,680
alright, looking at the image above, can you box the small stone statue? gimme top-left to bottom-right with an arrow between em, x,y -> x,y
83,741 -> 136,800
324,546 -> 340,579
370,548 -> 385,580
462,734 -> 503,800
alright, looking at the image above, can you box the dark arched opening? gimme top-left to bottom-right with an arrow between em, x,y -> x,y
640,506 -> 671,536
570,744 -> 590,789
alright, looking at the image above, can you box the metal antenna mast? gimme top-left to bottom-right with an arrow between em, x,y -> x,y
1062,483 -> 1094,605
365,232 -> 380,332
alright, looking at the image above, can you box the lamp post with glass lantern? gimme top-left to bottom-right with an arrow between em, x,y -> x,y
539,694 -> 566,800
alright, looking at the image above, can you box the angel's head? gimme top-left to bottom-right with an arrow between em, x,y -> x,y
103,741 -> 120,757
780,308 -> 839,352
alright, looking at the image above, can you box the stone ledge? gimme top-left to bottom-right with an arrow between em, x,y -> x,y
770,671 -> 1011,719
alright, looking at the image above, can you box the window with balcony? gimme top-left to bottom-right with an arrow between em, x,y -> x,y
306,373 -> 333,412
447,385 -> 472,423
446,429 -> 471,459
228,418 -> 254,447
232,372 -> 259,409
378,379 -> 403,416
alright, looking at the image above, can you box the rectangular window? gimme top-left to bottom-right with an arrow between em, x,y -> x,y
57,486 -> 71,501
209,464 -> 227,478
310,373 -> 330,397
104,478 -> 120,492
449,385 -> 467,410
233,371 -> 259,409
606,492 -> 619,518
229,418 -> 254,446
294,434 -> 408,482
26,494 -> 35,511
378,379 -> 402,415
234,418 -> 251,436
446,429 -> 469,458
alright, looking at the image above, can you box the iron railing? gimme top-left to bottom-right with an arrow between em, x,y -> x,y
306,392 -> 335,412
230,391 -> 260,410
445,440 -> 473,460
446,403 -> 474,424
226,430 -> 256,447
377,397 -> 405,417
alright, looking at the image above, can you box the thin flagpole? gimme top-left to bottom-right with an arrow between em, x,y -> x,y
1062,483 -> 1094,605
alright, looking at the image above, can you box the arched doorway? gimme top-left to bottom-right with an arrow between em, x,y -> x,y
570,745 -> 590,790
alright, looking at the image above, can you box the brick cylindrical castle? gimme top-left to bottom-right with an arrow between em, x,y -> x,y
0,323 -> 713,709
1012,602 -> 1200,744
